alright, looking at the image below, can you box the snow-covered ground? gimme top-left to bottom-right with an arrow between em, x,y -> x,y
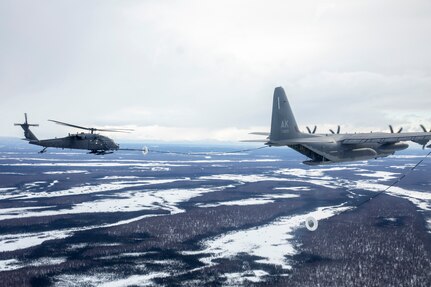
182,204 -> 350,282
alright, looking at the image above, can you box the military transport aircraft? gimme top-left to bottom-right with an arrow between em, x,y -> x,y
15,114 -> 148,155
245,87 -> 431,165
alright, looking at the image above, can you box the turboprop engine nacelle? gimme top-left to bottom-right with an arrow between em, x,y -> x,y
379,142 -> 409,152
347,148 -> 378,158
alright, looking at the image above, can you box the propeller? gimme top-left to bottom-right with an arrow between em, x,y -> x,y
329,125 -> 341,134
389,125 -> 403,133
306,125 -> 317,134
420,124 -> 431,133
49,120 -> 134,134
416,124 -> 431,149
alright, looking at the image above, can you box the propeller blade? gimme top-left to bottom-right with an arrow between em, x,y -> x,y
306,126 -> 312,134
312,126 -> 317,134
389,125 -> 403,133
422,125 -> 431,132
329,125 -> 341,134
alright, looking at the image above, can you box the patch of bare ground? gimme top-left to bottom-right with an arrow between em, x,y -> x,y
252,194 -> 431,287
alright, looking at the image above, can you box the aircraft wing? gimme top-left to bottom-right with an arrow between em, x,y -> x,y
340,132 -> 431,145
271,137 -> 336,144
243,131 -> 431,146
241,136 -> 336,144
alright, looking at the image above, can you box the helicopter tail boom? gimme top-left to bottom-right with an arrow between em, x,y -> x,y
14,113 -> 39,142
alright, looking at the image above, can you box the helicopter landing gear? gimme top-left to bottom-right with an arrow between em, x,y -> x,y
39,147 -> 48,154
88,150 -> 113,155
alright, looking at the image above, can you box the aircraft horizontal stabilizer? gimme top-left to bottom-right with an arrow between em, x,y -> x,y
249,132 -> 270,136
240,139 -> 269,143
241,136 -> 335,145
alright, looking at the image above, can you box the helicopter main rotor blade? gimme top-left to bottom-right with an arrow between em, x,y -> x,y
48,120 -> 91,131
49,120 -> 134,133
95,128 -> 134,133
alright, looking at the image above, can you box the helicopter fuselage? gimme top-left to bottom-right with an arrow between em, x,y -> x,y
30,133 -> 119,152
15,114 -> 142,155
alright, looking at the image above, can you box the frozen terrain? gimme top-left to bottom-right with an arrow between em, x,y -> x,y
0,139 -> 430,286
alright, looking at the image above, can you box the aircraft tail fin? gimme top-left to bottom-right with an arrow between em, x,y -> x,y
14,113 -> 39,142
269,87 -> 301,142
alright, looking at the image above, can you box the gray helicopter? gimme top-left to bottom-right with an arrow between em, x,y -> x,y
15,113 -> 148,155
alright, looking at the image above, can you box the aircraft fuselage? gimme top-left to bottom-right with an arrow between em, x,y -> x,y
277,134 -> 410,165
30,133 -> 119,152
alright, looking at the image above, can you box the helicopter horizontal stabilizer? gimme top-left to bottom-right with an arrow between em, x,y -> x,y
14,113 -> 39,142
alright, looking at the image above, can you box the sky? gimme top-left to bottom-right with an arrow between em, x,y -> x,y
1,0 -> 431,142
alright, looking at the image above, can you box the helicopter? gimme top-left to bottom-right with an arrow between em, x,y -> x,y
15,113 -> 148,155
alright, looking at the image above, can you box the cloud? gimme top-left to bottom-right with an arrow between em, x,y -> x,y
286,71 -> 431,128
1,0 -> 431,141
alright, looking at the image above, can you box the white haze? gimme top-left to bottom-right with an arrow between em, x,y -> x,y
1,0 -> 431,141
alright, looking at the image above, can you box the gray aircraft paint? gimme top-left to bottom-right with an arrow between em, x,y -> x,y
270,87 -> 301,142
14,113 -> 39,142
15,114 -> 121,155
251,87 -> 431,165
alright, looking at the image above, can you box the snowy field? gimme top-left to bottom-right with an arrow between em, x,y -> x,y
0,139 -> 430,286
